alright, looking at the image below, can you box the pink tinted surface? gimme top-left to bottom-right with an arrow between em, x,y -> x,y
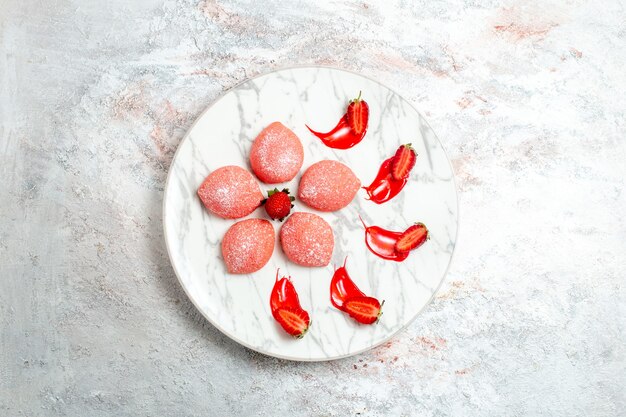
298,160 -> 361,212
197,166 -> 263,219
250,122 -> 304,183
279,212 -> 334,266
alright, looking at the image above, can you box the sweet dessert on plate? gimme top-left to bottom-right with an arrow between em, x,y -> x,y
280,212 -> 334,267
298,160 -> 360,211
250,122 -> 304,184
194,94 -> 428,339
197,166 -> 263,219
160,63 -> 463,363
221,218 -> 275,274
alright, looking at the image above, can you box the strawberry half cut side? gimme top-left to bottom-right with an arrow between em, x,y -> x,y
394,222 -> 429,253
343,296 -> 383,325
346,91 -> 369,135
273,307 -> 310,338
391,143 -> 417,181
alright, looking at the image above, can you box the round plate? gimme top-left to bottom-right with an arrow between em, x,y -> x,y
163,67 -> 458,361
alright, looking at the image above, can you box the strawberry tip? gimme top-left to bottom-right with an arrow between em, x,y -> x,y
295,324 -> 310,339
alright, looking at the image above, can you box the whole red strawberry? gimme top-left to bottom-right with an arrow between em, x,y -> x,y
263,188 -> 295,221
394,222 -> 429,253
346,91 -> 369,135
391,144 -> 417,181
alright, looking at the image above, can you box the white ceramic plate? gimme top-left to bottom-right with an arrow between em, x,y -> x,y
163,67 -> 458,361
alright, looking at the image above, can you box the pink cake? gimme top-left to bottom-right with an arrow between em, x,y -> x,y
249,122 -> 304,183
280,212 -> 334,267
222,219 -> 275,274
197,166 -> 263,219
298,160 -> 361,212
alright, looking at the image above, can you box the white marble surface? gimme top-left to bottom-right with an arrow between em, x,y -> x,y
164,67 -> 457,360
1,0 -> 625,415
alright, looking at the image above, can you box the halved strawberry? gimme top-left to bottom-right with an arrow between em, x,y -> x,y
391,144 -> 417,181
273,306 -> 310,338
344,296 -> 383,325
394,223 -> 429,253
346,91 -> 369,135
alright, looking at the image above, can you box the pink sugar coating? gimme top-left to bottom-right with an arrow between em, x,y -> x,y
250,122 -> 304,183
298,160 -> 361,212
197,166 -> 263,219
222,219 -> 275,274
280,212 -> 334,267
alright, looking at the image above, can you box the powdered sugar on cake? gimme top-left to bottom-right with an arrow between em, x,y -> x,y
280,212 -> 334,267
222,219 -> 275,274
250,122 -> 304,183
298,160 -> 361,212
197,166 -> 263,219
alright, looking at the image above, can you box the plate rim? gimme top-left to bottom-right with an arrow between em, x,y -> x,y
162,65 -> 459,362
